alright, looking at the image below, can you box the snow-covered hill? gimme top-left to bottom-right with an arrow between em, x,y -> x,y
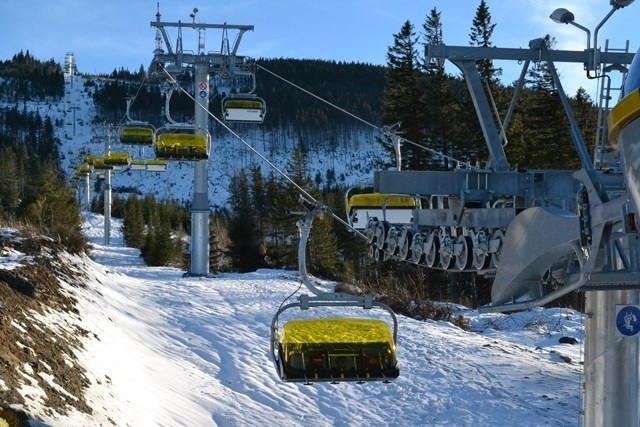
1,213 -> 585,426
55,74 -> 386,209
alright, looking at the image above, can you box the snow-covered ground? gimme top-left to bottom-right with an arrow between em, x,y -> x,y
4,213 -> 586,426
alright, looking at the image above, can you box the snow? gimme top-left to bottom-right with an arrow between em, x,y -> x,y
53,74 -> 384,210
6,212 -> 586,426
3,71 -> 586,427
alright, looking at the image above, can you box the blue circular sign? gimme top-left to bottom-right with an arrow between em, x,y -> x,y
198,90 -> 208,99
616,305 -> 640,337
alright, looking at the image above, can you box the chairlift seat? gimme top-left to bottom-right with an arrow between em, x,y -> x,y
90,158 -> 109,171
155,132 -> 210,161
347,193 -> 417,230
120,125 -> 155,145
222,97 -> 266,123
129,159 -> 168,172
277,317 -> 399,382
104,151 -> 131,166
76,164 -> 92,176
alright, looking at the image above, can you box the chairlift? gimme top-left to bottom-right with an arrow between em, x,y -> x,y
345,188 -> 418,231
222,95 -> 266,124
129,159 -> 168,172
155,125 -> 211,161
270,200 -> 399,384
275,315 -> 399,383
154,84 -> 212,161
120,123 -> 156,145
83,155 -> 109,170
75,164 -> 92,177
103,151 -> 132,167
119,97 -> 156,145
89,157 -> 110,171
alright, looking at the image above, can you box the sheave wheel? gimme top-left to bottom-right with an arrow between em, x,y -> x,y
455,235 -> 473,271
490,230 -> 505,268
425,233 -> 440,268
410,233 -> 426,264
398,229 -> 413,260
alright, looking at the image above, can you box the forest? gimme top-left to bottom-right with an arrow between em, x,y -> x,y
0,1 -> 600,314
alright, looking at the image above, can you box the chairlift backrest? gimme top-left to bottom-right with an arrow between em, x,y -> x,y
155,125 -> 211,161
222,96 -> 266,123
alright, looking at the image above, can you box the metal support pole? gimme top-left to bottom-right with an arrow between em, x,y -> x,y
453,60 -> 510,172
189,63 -> 210,276
584,289 -> 640,427
85,174 -> 90,211
104,169 -> 111,245
103,126 -> 112,245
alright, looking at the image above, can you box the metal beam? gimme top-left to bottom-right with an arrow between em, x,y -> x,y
426,42 -> 635,65
453,60 -> 510,171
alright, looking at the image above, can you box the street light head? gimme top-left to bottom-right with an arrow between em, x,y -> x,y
610,0 -> 634,8
550,8 -> 575,24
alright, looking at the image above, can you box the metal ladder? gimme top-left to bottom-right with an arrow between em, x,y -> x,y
593,40 -> 630,170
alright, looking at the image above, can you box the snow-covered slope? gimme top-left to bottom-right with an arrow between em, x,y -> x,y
4,213 -> 585,426
55,75 -> 385,209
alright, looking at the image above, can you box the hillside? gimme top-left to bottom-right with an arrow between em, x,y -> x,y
60,61 -> 389,209
0,213 -> 585,426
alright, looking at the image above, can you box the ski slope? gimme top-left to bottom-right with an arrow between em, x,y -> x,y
16,213 -> 584,426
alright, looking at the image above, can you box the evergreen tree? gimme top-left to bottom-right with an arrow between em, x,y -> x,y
382,20 -> 427,170
251,166 -> 268,240
19,164 -> 84,251
210,212 -> 231,272
571,87 -> 598,164
141,205 -> 160,263
468,0 -> 502,86
152,217 -> 181,266
263,173 -> 288,266
123,194 -> 145,248
509,35 -> 577,169
421,7 -> 459,170
227,170 -> 263,272
0,148 -> 21,219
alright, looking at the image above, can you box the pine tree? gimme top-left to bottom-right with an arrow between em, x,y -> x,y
19,164 -> 84,251
571,87 -> 598,164
227,170 -> 263,272
382,20 -> 427,170
421,7 -> 459,170
0,148 -> 21,219
469,0 -> 502,86
510,35 -> 577,169
264,173 -> 288,266
123,194 -> 145,248
152,218 -> 180,266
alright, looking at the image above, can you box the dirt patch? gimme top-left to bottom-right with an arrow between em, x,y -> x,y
0,230 -> 93,421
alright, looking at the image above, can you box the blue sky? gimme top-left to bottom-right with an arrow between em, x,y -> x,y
0,0 -> 637,96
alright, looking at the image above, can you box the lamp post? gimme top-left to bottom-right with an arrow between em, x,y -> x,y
550,3 -> 638,426
550,1 -> 635,75
549,8 -> 592,69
